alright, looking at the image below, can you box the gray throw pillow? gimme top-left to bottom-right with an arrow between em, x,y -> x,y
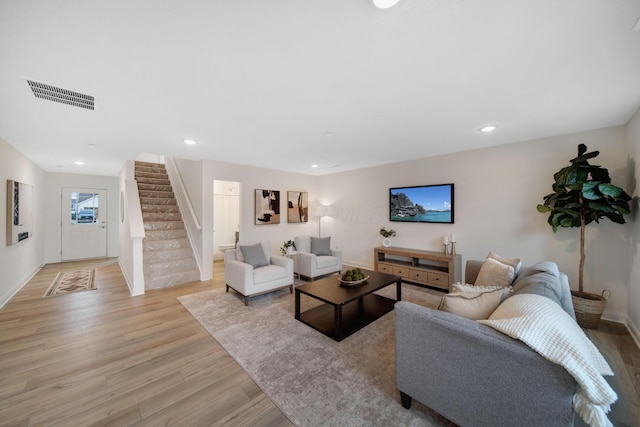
311,236 -> 331,256
512,272 -> 563,307
239,243 -> 269,268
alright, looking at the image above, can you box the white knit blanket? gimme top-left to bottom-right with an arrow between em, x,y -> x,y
478,294 -> 617,427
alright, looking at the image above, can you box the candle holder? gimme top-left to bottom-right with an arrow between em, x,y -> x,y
442,243 -> 449,256
450,241 -> 456,256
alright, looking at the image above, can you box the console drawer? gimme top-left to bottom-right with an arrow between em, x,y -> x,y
427,272 -> 449,287
377,262 -> 394,274
392,266 -> 410,278
408,269 -> 428,283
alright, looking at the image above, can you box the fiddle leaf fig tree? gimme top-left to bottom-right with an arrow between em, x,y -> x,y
537,144 -> 631,296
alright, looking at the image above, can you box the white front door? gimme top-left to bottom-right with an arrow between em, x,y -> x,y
61,187 -> 107,261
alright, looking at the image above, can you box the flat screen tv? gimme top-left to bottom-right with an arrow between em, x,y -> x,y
389,183 -> 454,223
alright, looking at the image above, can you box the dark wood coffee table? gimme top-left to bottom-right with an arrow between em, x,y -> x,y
294,269 -> 402,341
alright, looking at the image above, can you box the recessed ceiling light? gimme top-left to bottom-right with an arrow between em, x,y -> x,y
88,144 -> 99,149
311,164 -> 319,168
479,125 -> 497,133
370,0 -> 400,9
184,139 -> 197,145
74,161 -> 85,165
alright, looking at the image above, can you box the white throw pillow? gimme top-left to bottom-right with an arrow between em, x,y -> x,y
475,258 -> 515,288
487,251 -> 522,275
453,283 -> 512,302
438,288 -> 504,320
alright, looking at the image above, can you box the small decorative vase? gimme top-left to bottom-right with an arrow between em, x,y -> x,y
382,238 -> 391,247
287,246 -> 294,254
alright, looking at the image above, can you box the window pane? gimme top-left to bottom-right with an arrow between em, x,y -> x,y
71,191 -> 99,224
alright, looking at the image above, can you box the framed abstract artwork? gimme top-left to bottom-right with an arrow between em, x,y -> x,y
255,189 -> 280,225
287,191 -> 308,223
6,179 -> 34,245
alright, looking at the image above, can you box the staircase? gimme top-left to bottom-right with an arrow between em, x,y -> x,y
135,161 -> 200,289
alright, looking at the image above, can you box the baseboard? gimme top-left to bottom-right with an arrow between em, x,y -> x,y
602,311 -> 640,351
601,310 -> 627,325
626,319 -> 640,351
117,258 -> 145,296
0,263 -> 44,308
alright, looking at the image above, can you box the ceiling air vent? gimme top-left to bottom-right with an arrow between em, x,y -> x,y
26,80 -> 94,110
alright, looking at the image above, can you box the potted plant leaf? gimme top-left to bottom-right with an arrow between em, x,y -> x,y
379,227 -> 396,247
537,143 -> 631,328
280,240 -> 296,255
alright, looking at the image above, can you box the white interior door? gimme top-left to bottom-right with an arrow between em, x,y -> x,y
61,187 -> 107,261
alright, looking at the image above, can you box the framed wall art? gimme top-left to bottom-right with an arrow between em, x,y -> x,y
287,191 -> 308,223
255,189 -> 280,225
6,179 -> 34,245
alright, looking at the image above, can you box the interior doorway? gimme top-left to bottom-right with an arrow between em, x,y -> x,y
213,180 -> 240,262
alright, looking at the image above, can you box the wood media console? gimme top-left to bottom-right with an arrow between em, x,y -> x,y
374,246 -> 461,292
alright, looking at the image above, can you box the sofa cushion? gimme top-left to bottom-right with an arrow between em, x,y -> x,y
512,261 -> 560,287
453,283 -> 512,302
239,243 -> 269,268
513,261 -> 563,306
438,287 -> 503,320
294,236 -> 311,253
316,255 -> 337,269
475,258 -> 515,287
311,236 -> 332,256
487,251 -> 522,275
253,264 -> 287,284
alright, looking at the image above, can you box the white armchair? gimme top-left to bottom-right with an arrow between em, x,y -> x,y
224,241 -> 294,305
293,235 -> 342,280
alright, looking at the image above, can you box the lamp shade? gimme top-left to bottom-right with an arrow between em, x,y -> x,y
315,205 -> 329,218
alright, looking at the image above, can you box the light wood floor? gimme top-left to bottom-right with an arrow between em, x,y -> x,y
0,259 -> 292,427
1,259 -> 639,426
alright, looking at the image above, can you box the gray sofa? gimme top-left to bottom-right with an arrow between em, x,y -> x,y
395,260 -> 579,427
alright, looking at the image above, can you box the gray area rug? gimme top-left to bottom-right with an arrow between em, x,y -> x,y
178,283 -> 455,426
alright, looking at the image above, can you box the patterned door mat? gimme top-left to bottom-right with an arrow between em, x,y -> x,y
44,269 -> 97,297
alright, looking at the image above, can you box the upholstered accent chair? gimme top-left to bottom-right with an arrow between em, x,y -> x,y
293,235 -> 342,280
224,241 -> 294,305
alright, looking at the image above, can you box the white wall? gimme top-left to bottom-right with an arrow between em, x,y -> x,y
43,172 -> 120,263
196,159 -> 318,279
0,138 -> 45,307
626,107 -> 640,341
318,125 -> 632,323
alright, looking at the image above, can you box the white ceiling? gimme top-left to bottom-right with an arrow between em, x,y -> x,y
1,0 -> 640,177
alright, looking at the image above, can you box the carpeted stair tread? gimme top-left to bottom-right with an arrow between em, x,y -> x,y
137,183 -> 173,192
144,221 -> 185,231
143,229 -> 188,240
135,171 -> 168,179
142,212 -> 183,222
138,190 -> 175,198
139,197 -> 177,206
135,160 -> 165,167
143,238 -> 191,252
143,247 -> 195,263
144,257 -> 198,275
141,204 -> 180,213
136,176 -> 172,185
144,269 -> 200,290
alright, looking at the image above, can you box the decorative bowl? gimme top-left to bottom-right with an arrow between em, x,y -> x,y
338,275 -> 370,287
